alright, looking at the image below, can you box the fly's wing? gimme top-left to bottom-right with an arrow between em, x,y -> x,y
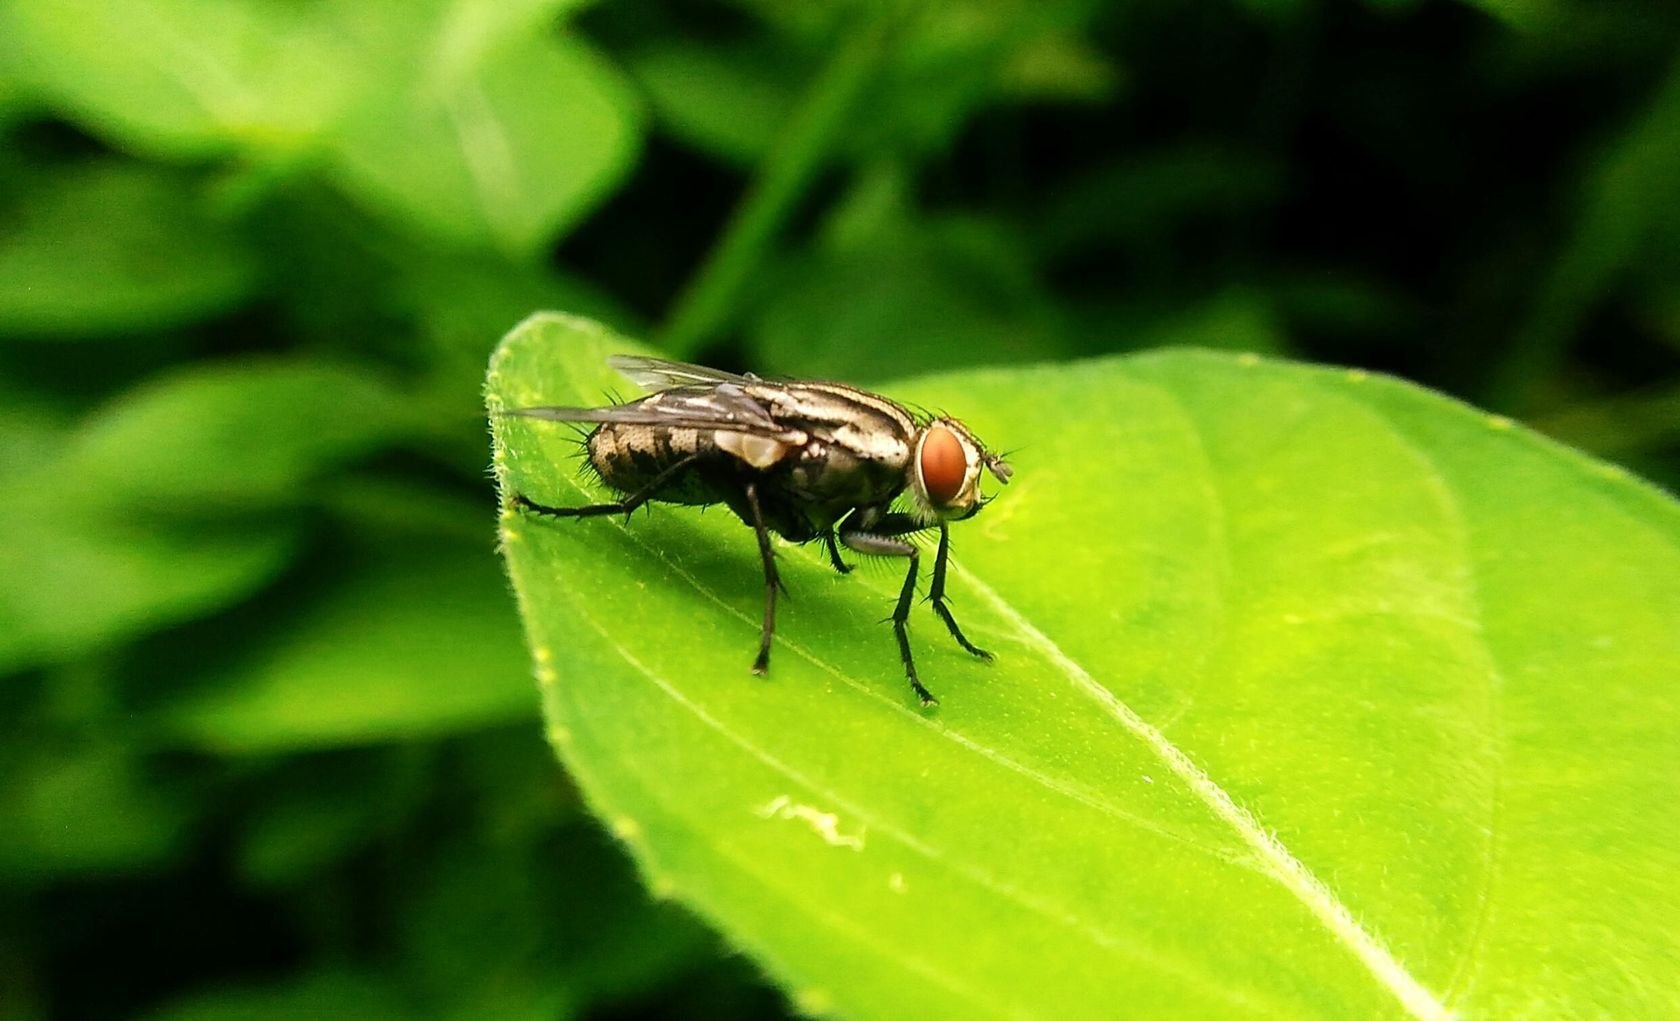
505,382 -> 806,442
608,354 -> 750,393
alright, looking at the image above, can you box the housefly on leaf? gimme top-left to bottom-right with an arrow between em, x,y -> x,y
504,355 -> 1012,706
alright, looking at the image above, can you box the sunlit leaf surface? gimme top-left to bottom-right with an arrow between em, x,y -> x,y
491,314 -> 1680,1019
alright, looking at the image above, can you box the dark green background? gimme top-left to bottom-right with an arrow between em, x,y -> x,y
2,1 -> 1677,1018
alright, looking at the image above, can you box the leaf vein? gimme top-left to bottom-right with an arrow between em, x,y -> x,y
538,558 -> 1289,1017
955,561 -> 1454,1021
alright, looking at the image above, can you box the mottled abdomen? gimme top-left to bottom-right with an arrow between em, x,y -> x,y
587,422 -> 721,505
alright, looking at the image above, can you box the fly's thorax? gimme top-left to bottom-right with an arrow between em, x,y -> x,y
785,438 -> 907,512
745,381 -> 917,467
907,417 -> 1012,522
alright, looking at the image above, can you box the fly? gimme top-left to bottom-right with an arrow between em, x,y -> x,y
504,355 -> 1012,706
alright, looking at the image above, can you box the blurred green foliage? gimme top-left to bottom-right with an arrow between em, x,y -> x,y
0,0 -> 1676,1018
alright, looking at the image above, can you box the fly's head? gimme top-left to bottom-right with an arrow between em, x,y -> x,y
908,418 -> 1012,523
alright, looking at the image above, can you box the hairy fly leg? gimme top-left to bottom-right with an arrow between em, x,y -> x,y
511,455 -> 698,520
841,512 -> 937,706
822,529 -> 853,575
929,522 -> 992,661
742,481 -> 780,675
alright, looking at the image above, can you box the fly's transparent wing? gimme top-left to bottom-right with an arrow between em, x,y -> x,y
506,383 -> 805,442
608,355 -> 750,393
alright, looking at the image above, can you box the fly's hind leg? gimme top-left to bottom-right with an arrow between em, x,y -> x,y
840,513 -> 937,706
511,455 -> 698,520
742,481 -> 779,675
929,523 -> 992,662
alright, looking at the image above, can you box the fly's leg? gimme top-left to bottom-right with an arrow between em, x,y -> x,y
841,518 -> 936,706
822,529 -> 852,575
929,523 -> 992,662
742,481 -> 780,675
511,456 -> 697,520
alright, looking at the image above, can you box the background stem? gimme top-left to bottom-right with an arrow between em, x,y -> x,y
657,17 -> 896,358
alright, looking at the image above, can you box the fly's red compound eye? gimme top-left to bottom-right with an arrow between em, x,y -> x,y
920,425 -> 967,506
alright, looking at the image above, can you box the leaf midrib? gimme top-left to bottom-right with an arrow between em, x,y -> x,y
499,338 -> 1459,1018
515,518 -> 1301,1018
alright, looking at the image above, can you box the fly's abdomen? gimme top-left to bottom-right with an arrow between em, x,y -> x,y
588,423 -> 717,505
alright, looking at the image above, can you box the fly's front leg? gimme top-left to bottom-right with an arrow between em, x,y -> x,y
929,523 -> 992,661
511,455 -> 697,520
841,515 -> 936,706
743,481 -> 779,675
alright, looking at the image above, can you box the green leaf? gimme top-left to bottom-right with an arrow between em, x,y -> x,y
0,741 -> 191,878
142,971 -> 414,1021
328,2 -> 643,255
1,0 -> 355,157
0,487 -> 297,675
61,357 -> 413,510
1493,58 -> 1680,408
0,357 -> 412,673
396,820 -> 716,1020
0,162 -> 256,338
490,314 -> 1680,1019
749,211 -> 1068,382
627,41 -> 795,165
1451,0 -> 1565,31
162,540 -> 534,754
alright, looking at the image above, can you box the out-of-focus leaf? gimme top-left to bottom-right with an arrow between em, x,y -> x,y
0,0 -> 355,157
1265,271 -> 1421,344
0,485 -> 298,675
631,5 -> 1108,172
61,358 -> 414,510
0,387 -> 67,478
143,971 -> 413,1021
628,42 -> 794,165
162,541 -> 532,754
1495,58 -> 1680,408
401,253 -> 635,366
0,742 -> 190,878
750,210 -> 1067,381
1454,0 -> 1564,31
0,33 -> 31,128
1036,143 -> 1284,264
1073,287 -> 1292,359
235,751 -> 429,887
398,821 -> 716,1021
493,315 -> 1680,1020
330,4 -> 643,255
4,0 -> 639,254
1533,381 -> 1680,461
0,162 -> 256,338
238,791 -> 384,889
848,1 -> 1109,158
995,31 -> 1121,103
0,358 -> 407,673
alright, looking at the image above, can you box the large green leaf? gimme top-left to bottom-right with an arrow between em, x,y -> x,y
1,0 -> 354,157
489,314 -> 1679,1019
